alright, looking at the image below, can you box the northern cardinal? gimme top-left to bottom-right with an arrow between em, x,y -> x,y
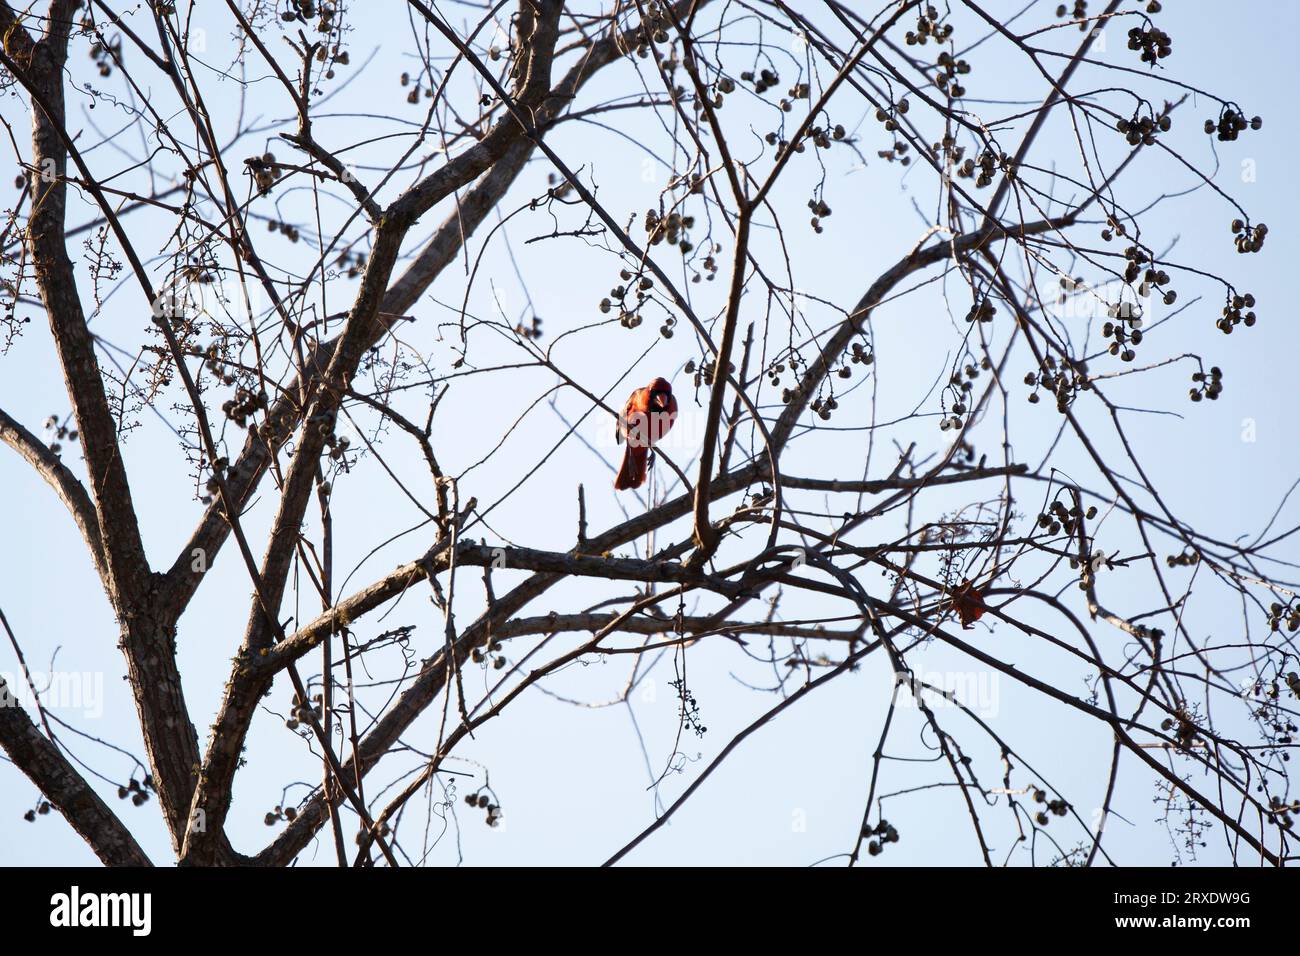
615,376 -> 677,490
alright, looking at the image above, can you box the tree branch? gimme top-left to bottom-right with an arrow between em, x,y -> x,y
0,406 -> 106,581
0,677 -> 151,866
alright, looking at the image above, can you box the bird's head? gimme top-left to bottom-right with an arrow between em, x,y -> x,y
648,377 -> 673,412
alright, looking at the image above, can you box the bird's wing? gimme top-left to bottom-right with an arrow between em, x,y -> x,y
616,385 -> 642,444
616,389 -> 638,444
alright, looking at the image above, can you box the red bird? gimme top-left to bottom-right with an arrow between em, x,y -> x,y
615,376 -> 677,490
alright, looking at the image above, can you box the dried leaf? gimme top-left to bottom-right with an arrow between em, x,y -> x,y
952,579 -> 987,629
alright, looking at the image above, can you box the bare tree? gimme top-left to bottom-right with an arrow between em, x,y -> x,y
0,0 -> 1295,867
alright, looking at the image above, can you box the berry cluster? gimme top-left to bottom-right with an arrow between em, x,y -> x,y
1166,547 -> 1200,567
280,0 -> 323,24
514,315 -> 544,341
1242,670 -> 1298,762
696,250 -> 719,284
1034,353 -> 1086,408
88,33 -> 122,78
1204,107 -> 1261,142
810,393 -> 839,420
742,68 -> 780,95
670,678 -> 708,736
1054,2 -> 1089,29
694,357 -> 735,388
332,248 -> 367,279
966,148 -> 1012,189
965,298 -> 996,323
1120,243 -> 1157,287
1126,24 -> 1172,65
221,385 -> 269,428
244,153 -> 282,196
1102,315 -> 1142,363
601,270 -> 657,329
1267,601 -> 1300,633
807,197 -> 832,233
1032,788 -> 1070,825
267,218 -> 303,243
23,801 -> 52,822
643,208 -> 695,253
872,105 -> 901,134
762,355 -> 803,396
1099,213 -> 1131,243
1026,355 -> 1091,411
471,638 -> 507,670
764,359 -> 788,388
938,367 -> 975,431
117,775 -> 154,808
866,102 -> 912,166
41,414 -> 78,457
935,134 -> 966,171
934,50 -> 971,98
804,123 -> 844,152
1116,111 -> 1170,146
1188,366 -> 1223,402
324,428 -> 350,463
635,1 -> 673,48
400,70 -> 437,105
319,44 -> 348,80
1036,499 -> 1097,537
876,138 -> 911,166
837,346 -> 876,380
203,456 -> 230,499
1217,290 -> 1256,332
862,818 -> 900,857
284,691 -> 322,731
1056,274 -> 1082,306
1074,548 -> 1113,591
1161,705 -> 1201,751
780,81 -> 811,113
264,804 -> 299,826
905,5 -> 952,45
1230,218 -> 1267,254
463,790 -> 504,827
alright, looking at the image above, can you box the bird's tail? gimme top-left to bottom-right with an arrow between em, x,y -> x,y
614,445 -> 648,490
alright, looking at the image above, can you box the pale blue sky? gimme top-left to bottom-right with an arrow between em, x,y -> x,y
1,1 -> 1297,866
